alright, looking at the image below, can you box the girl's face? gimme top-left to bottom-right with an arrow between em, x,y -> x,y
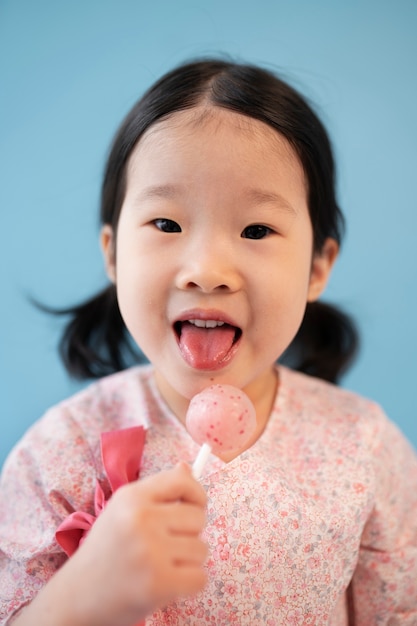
102,107 -> 337,419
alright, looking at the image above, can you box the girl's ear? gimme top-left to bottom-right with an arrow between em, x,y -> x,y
307,237 -> 339,302
100,225 -> 117,283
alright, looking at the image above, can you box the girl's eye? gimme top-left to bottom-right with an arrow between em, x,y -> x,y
241,224 -> 273,239
152,218 -> 182,233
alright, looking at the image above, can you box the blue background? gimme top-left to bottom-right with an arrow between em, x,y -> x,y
1,0 -> 416,467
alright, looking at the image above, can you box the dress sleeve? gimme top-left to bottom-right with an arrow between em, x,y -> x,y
351,411 -> 417,624
0,407 -> 98,625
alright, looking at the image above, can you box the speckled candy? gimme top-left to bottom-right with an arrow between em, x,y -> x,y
186,384 -> 257,454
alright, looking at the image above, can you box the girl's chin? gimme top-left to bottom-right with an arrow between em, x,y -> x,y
155,367 -> 239,402
158,366 -> 262,405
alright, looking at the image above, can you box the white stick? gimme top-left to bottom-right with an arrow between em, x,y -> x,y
192,442 -> 212,479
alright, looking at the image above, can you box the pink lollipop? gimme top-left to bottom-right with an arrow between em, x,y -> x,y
186,384 -> 257,478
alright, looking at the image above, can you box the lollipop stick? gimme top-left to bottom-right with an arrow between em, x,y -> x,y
192,442 -> 212,479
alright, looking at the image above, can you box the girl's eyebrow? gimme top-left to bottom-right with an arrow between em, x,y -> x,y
244,188 -> 297,215
134,184 -> 297,215
136,184 -> 181,200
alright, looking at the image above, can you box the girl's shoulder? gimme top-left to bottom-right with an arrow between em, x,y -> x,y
277,365 -> 411,452
276,365 -> 417,492
279,365 -> 382,413
2,365 -> 156,472
47,364 -> 156,431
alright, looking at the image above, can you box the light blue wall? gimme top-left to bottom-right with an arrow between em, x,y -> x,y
1,0 -> 416,467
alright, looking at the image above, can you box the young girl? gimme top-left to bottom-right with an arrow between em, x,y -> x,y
1,59 -> 416,625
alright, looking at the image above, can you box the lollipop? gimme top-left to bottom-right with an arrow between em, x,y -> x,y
186,384 -> 257,478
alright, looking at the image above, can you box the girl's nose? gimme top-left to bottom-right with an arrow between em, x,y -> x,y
175,237 -> 242,293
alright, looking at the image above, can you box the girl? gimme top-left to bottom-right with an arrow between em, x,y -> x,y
1,59 -> 416,625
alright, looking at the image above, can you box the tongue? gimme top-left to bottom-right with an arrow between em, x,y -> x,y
179,323 -> 236,369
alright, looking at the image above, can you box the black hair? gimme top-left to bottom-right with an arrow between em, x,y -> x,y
55,58 -> 358,383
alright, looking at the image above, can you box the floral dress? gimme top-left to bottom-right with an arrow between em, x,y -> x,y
1,365 -> 416,624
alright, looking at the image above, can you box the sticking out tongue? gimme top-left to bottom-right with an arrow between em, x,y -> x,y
178,322 -> 237,369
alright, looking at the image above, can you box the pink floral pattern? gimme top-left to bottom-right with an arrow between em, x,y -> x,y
1,365 -> 417,625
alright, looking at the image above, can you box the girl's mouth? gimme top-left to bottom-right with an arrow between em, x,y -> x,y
174,320 -> 242,370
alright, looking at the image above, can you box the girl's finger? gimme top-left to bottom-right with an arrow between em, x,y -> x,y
155,564 -> 208,601
135,463 -> 207,506
168,536 -> 209,566
163,502 -> 207,535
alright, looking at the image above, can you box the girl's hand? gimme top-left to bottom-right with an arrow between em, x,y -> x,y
15,463 -> 208,626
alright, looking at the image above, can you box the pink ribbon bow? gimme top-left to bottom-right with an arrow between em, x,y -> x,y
56,426 -> 146,625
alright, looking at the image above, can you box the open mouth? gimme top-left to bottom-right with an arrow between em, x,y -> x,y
174,320 -> 242,369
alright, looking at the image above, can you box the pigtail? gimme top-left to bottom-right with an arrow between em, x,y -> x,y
280,301 -> 359,384
55,286 -> 142,379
